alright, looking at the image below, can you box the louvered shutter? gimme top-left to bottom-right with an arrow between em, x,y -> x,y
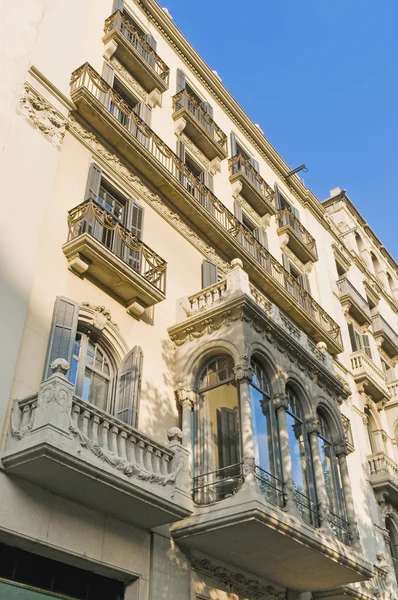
176,68 -> 186,93
85,163 -> 102,202
202,259 -> 218,289
303,275 -> 311,294
127,200 -> 144,272
112,0 -> 124,13
234,200 -> 243,223
217,407 -> 239,468
282,253 -> 291,273
43,297 -> 79,379
117,345 -> 143,427
253,227 -> 268,249
206,171 -> 214,193
145,33 -> 156,68
202,101 -> 213,119
362,334 -> 372,359
275,185 -> 282,210
289,204 -> 300,221
249,157 -> 260,173
100,63 -> 114,109
134,102 -> 152,148
230,132 -> 237,157
348,323 -> 358,353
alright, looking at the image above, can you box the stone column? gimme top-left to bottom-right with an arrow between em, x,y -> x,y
175,385 -> 195,452
273,393 -> 298,516
306,417 -> 333,536
335,440 -> 361,549
233,357 -> 255,477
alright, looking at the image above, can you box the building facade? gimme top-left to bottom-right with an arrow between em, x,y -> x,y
0,1 -> 397,598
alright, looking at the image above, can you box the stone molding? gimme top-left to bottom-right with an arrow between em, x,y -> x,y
192,557 -> 286,600
18,83 -> 67,147
110,58 -> 147,101
180,132 -> 210,168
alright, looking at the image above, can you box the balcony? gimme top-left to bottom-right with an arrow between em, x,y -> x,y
368,452 -> 398,506
277,208 -> 318,264
103,11 -> 169,93
337,279 -> 372,326
350,351 -> 390,404
228,154 -> 276,217
62,199 -> 166,316
388,379 -> 398,399
171,462 -> 371,592
313,585 -> 377,599
70,64 -> 342,354
172,89 -> 227,161
2,363 -> 192,529
372,314 -> 398,358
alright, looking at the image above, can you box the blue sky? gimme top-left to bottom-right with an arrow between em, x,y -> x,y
163,0 -> 397,260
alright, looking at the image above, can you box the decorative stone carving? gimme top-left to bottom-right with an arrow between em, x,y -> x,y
81,302 -> 119,330
191,557 -> 286,600
175,385 -> 195,407
272,393 -> 289,412
334,439 -> 349,457
50,358 -> 69,376
18,84 -> 67,147
233,354 -> 253,382
167,427 -> 183,443
306,417 -> 321,435
280,313 -> 301,340
68,118 -> 229,273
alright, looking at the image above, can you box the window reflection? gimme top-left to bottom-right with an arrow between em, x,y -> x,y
250,359 -> 274,475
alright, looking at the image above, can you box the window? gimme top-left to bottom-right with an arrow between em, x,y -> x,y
347,323 -> 372,358
381,358 -> 394,383
285,386 -> 317,525
250,358 -> 279,503
230,132 -> 261,188
386,518 -> 398,582
365,407 -> 377,453
177,141 -> 213,206
194,356 -> 241,504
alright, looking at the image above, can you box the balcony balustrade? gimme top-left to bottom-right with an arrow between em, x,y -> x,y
277,207 -> 318,264
172,89 -> 227,160
2,361 -> 192,528
228,154 -> 276,217
388,379 -> 398,399
368,451 -> 398,507
350,351 -> 390,404
70,63 -> 342,353
103,11 -> 169,93
337,278 -> 372,326
62,199 -> 167,316
372,313 -> 398,358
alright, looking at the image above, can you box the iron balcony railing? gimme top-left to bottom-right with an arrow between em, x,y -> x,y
228,154 -> 275,204
329,510 -> 351,545
172,89 -> 227,153
70,64 -> 342,348
104,11 -> 170,85
192,463 -> 243,505
337,278 -> 371,320
293,487 -> 319,527
277,207 -> 318,258
372,314 -> 398,349
254,465 -> 284,507
67,198 -> 167,294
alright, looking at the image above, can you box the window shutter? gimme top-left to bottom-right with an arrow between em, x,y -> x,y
303,275 -> 311,294
112,0 -> 124,13
177,139 -> 185,161
130,200 -> 144,240
289,205 -> 300,221
145,33 -> 157,52
202,259 -> 218,289
206,171 -> 214,193
275,185 -> 282,210
145,33 -> 156,68
230,132 -> 237,157
135,102 -> 152,126
249,157 -> 260,173
234,200 -> 243,223
43,297 -> 79,379
84,163 -> 102,202
117,345 -> 143,427
101,62 -> 115,86
362,334 -> 372,359
202,101 -> 214,119
253,227 -> 268,249
282,253 -> 290,273
176,68 -> 186,93
348,323 -> 358,353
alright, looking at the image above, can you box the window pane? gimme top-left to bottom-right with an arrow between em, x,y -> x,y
250,385 -> 274,474
85,369 -> 109,411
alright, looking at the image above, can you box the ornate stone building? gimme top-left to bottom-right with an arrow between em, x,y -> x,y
0,1 -> 397,599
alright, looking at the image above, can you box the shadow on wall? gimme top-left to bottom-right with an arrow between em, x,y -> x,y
139,338 -> 180,444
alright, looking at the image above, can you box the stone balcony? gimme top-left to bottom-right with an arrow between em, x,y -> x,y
372,313 -> 398,359
2,361 -> 192,529
350,351 -> 390,405
337,278 -> 372,327
228,154 -> 276,217
368,451 -> 398,506
388,379 -> 398,399
103,11 -> 170,94
70,63 -> 342,354
172,89 -> 227,161
62,199 -> 167,316
277,208 -> 318,264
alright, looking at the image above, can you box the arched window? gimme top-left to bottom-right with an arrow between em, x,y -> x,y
194,355 -> 241,504
70,331 -> 114,411
386,518 -> 398,582
250,358 -> 278,481
317,411 -> 347,537
285,385 -> 317,525
365,407 -> 377,454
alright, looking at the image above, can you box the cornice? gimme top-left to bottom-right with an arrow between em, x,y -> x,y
135,0 -> 326,224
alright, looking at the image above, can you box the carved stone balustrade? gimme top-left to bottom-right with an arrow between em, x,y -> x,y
70,63 -> 342,354
2,361 -> 192,528
350,351 -> 390,404
368,451 -> 398,507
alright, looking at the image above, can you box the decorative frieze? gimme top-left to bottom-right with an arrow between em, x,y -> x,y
18,83 -> 67,147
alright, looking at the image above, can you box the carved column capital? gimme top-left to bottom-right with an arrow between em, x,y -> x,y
273,393 -> 289,411
233,356 -> 253,382
175,385 -> 195,407
306,417 -> 321,435
334,439 -> 349,457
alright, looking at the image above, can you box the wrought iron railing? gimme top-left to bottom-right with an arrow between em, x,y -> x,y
228,154 -> 274,204
254,465 -> 284,507
70,64 -> 342,348
104,11 -> 170,85
293,487 -> 319,527
329,510 -> 351,545
67,199 -> 167,294
192,463 -> 243,505
277,208 -> 318,257
337,278 -> 371,319
172,89 -> 227,153
372,314 -> 398,350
